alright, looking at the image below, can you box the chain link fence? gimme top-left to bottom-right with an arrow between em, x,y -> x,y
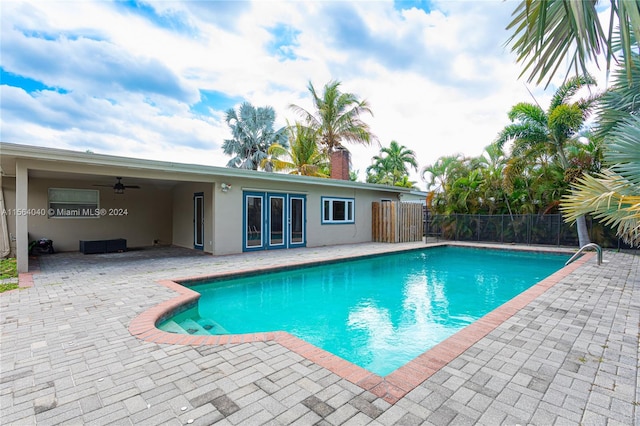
425,213 -> 631,249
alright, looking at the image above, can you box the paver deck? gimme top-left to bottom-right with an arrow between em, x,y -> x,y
1,242 -> 638,425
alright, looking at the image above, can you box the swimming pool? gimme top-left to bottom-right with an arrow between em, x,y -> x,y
159,246 -> 569,376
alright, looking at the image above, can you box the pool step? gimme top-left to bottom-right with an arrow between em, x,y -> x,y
178,318 -> 211,335
196,318 -> 228,334
158,318 -> 229,336
158,320 -> 188,334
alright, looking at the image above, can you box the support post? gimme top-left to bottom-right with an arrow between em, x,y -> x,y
15,161 -> 29,273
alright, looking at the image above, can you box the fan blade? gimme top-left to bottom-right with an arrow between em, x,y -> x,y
93,178 -> 140,190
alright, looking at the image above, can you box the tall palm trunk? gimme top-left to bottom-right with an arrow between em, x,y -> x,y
558,146 -> 591,248
576,215 -> 590,248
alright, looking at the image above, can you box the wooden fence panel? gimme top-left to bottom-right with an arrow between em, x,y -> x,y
398,203 -> 424,242
372,202 -> 423,243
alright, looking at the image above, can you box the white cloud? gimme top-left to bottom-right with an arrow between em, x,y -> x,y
1,0 -> 602,189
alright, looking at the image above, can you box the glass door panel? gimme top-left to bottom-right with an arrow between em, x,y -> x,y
289,196 -> 305,246
269,195 -> 285,247
245,195 -> 263,249
194,193 -> 204,250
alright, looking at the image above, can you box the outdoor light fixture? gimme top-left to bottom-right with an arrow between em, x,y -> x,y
221,183 -> 231,193
113,182 -> 125,194
96,177 -> 138,194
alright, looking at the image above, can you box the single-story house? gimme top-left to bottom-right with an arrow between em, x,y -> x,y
1,142 -> 426,272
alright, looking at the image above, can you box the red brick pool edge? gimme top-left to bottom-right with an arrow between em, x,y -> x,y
128,252 -> 593,405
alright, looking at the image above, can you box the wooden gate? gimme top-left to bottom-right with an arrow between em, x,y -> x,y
372,202 -> 424,243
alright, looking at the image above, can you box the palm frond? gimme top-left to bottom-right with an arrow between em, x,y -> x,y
507,102 -> 547,125
548,104 -> 584,139
606,116 -> 640,186
496,122 -> 544,148
506,0 -> 640,88
595,52 -> 640,138
548,74 -> 597,111
615,0 -> 640,81
561,170 -> 640,246
506,0 -> 605,87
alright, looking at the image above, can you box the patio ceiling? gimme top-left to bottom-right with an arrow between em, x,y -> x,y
26,170 -> 177,191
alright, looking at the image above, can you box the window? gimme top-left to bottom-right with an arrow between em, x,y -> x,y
48,188 -> 100,218
322,197 -> 354,224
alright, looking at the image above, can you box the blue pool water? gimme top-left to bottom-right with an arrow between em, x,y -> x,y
159,246 -> 569,376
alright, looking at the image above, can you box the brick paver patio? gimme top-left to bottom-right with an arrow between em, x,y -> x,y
1,242 -> 638,425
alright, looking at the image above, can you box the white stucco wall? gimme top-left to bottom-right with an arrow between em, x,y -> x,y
25,177 -> 173,252
209,177 -> 400,255
171,182 -> 214,253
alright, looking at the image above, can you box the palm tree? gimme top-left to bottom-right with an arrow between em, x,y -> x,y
365,160 -> 386,184
506,2 -> 640,246
261,122 -> 329,177
561,120 -> 640,246
561,53 -> 640,246
506,0 -> 640,88
495,75 -> 599,247
289,80 -> 377,177
366,141 -> 418,186
564,132 -> 605,183
421,154 -> 466,194
475,143 -> 509,214
393,175 -> 418,189
421,154 -> 468,214
448,167 -> 484,214
222,102 -> 288,170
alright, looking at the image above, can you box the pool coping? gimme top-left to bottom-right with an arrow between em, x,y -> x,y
128,244 -> 593,404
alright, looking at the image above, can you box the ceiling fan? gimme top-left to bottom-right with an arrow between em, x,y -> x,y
94,177 -> 141,194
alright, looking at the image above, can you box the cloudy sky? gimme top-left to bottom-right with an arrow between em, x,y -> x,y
1,0 -> 578,189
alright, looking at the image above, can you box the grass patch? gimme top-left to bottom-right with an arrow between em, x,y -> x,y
0,258 -> 19,293
0,282 -> 19,293
1,258 -> 18,279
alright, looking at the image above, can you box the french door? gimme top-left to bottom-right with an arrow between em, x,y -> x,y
243,191 -> 306,251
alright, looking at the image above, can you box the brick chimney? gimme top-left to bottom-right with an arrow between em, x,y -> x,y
330,147 -> 351,180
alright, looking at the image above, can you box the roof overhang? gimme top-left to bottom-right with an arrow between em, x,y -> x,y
0,142 -> 414,194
